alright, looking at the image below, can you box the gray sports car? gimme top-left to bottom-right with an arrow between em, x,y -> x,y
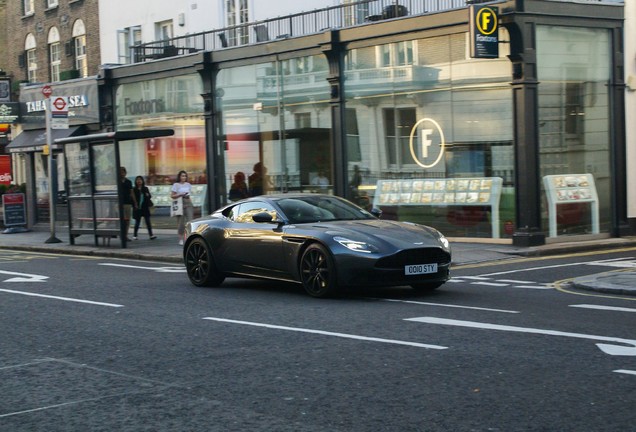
183,194 -> 451,298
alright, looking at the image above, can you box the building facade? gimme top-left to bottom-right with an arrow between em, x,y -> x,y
94,0 -> 627,246
5,0 -> 100,86
4,0 -> 629,246
99,0 -> 343,65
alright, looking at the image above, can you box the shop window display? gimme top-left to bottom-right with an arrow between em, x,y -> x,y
344,32 -> 515,239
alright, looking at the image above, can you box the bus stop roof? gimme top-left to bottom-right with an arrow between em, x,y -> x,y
54,128 -> 174,145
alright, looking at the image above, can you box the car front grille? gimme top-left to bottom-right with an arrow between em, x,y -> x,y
375,248 -> 451,269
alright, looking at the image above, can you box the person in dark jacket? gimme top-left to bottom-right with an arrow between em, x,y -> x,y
132,176 -> 156,240
229,171 -> 249,201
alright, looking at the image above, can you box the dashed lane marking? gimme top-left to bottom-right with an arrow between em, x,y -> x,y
203,317 -> 448,350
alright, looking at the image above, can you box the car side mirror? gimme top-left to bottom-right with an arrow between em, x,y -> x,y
252,211 -> 282,224
371,207 -> 382,218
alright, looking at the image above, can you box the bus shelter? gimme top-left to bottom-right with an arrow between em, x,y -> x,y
54,129 -> 174,248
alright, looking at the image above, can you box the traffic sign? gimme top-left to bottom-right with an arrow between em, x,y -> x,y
42,85 -> 52,98
50,96 -> 69,129
52,96 -> 67,111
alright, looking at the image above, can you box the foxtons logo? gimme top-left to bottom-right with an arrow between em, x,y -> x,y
476,7 -> 497,37
124,98 -> 166,116
409,118 -> 445,169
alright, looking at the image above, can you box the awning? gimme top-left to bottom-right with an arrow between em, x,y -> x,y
5,126 -> 83,153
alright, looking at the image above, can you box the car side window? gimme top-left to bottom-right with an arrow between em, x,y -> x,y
233,201 -> 278,224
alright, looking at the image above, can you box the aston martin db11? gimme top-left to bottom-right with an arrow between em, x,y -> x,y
183,194 -> 451,298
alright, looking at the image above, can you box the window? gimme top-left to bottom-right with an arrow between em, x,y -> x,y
155,20 -> 173,43
345,109 -> 361,162
232,202 -> 277,223
48,27 -> 61,82
383,108 -> 416,167
72,20 -> 87,77
117,26 -> 142,64
225,0 -> 249,46
47,0 -> 58,8
25,34 -> 37,83
378,41 -> 415,67
343,0 -> 368,26
23,0 -> 34,15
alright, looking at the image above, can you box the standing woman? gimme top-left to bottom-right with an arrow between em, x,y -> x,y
171,170 -> 193,245
132,176 -> 156,240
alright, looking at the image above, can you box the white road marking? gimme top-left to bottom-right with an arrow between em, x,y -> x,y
570,304 -> 636,313
614,369 -> 636,376
472,281 -> 509,287
462,276 -> 491,280
498,279 -> 535,284
405,316 -> 636,356
0,270 -> 48,282
481,258 -> 636,278
203,317 -> 447,350
99,263 -> 185,273
382,299 -> 519,313
0,289 -> 123,307
512,285 -> 553,290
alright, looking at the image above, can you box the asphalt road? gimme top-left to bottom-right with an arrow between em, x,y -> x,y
0,249 -> 635,431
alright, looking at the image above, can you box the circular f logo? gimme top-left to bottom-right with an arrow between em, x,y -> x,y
409,118 -> 445,169
476,7 -> 498,36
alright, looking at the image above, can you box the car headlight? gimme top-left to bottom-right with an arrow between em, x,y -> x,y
334,236 -> 377,253
439,234 -> 450,251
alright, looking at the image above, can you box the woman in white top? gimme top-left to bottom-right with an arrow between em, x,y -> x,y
171,170 -> 194,245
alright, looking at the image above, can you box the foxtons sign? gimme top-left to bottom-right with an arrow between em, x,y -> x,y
469,5 -> 499,59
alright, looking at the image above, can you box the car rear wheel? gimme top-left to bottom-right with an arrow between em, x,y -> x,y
300,243 -> 337,298
185,238 -> 225,287
410,282 -> 443,292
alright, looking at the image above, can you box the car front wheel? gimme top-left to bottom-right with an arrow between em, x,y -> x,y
185,238 -> 225,287
300,243 -> 337,298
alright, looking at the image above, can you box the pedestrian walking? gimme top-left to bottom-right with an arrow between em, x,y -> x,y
132,176 -> 156,240
171,170 -> 193,245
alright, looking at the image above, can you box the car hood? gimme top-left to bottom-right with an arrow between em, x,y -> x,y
302,219 -> 443,249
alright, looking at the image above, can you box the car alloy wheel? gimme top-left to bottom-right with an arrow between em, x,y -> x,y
300,243 -> 337,298
185,238 -> 225,287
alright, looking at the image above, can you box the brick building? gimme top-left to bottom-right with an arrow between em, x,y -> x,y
4,0 -> 100,93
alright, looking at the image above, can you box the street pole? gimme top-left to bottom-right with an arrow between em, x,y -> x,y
45,96 -> 61,244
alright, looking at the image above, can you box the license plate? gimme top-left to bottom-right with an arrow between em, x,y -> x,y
405,263 -> 438,275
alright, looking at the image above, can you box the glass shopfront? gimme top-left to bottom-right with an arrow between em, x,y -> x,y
537,26 -> 611,238
216,54 -> 332,203
343,32 -> 515,238
115,74 -> 207,227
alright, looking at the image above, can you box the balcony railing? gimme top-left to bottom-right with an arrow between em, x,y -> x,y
131,0 -> 624,63
132,0 -> 467,62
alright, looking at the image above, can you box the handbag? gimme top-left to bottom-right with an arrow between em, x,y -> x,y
148,198 -> 154,207
170,196 -> 184,217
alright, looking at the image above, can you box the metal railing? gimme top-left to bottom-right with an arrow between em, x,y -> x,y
132,0 -> 467,62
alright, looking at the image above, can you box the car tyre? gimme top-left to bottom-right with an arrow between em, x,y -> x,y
300,243 -> 337,298
410,282 -> 443,292
185,237 -> 225,287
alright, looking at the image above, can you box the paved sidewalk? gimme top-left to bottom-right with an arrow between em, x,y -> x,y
2,224 -> 636,296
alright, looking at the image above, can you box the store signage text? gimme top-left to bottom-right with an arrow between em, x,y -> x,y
124,98 -> 166,116
469,5 -> 499,59
25,94 -> 89,113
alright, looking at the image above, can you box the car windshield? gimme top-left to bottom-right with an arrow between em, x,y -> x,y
276,196 -> 375,224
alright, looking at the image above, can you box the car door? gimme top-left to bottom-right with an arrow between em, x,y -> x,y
223,201 -> 287,277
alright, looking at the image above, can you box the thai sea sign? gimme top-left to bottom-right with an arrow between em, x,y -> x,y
470,5 -> 499,59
